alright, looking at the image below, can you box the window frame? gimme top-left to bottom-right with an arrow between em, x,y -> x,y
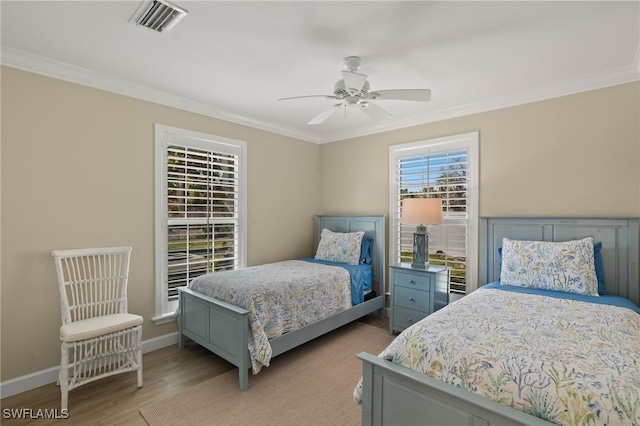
389,132 -> 479,294
153,124 -> 247,323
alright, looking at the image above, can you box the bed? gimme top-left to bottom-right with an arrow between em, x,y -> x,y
177,214 -> 386,391
356,217 -> 639,426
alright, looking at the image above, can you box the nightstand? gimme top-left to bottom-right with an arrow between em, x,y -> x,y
389,263 -> 449,334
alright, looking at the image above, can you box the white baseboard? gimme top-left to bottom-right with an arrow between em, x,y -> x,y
0,367 -> 61,400
141,331 -> 179,353
0,332 -> 179,400
0,309 -> 391,400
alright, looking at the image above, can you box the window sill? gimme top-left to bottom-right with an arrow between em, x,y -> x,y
152,312 -> 177,325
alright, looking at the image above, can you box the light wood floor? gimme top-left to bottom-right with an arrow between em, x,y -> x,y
1,313 -> 388,425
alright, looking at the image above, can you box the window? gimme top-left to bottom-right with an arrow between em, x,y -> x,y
154,125 -> 247,322
389,132 -> 478,295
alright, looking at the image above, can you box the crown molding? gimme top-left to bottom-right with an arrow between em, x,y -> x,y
3,47 -> 638,145
0,48 -> 321,144
317,65 -> 640,144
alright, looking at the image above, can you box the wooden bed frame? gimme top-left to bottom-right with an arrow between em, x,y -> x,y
358,217 -> 639,426
178,214 -> 386,391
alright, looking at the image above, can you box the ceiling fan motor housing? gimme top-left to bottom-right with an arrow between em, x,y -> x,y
334,79 -> 370,99
342,56 -> 363,72
278,55 -> 430,125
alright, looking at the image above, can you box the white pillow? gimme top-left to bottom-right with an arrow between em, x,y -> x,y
500,237 -> 599,296
314,229 -> 364,265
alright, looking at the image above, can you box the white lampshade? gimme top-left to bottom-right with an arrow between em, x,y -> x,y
402,198 -> 443,225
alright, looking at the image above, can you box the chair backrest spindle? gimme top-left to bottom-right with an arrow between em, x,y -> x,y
52,247 -> 133,325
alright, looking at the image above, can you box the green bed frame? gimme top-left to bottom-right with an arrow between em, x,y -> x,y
178,214 -> 386,391
358,217 -> 639,426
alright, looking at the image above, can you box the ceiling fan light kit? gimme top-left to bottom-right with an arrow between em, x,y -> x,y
279,56 -> 431,125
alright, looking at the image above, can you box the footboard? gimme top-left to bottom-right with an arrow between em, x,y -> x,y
178,287 -> 251,390
357,352 -> 551,426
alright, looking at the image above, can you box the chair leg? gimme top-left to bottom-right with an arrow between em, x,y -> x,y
136,349 -> 143,388
137,365 -> 143,387
136,327 -> 143,388
60,344 -> 69,411
61,391 -> 68,412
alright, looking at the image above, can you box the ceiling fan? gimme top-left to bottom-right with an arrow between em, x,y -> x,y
278,56 -> 431,125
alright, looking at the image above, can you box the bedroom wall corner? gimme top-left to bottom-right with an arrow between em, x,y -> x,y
318,81 -> 640,291
0,66 -> 320,385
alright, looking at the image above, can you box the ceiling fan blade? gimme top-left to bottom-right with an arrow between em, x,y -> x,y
359,102 -> 394,122
279,94 -> 338,101
342,71 -> 368,93
308,104 -> 343,125
369,89 -> 431,102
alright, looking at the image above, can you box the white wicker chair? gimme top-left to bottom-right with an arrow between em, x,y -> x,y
52,246 -> 143,411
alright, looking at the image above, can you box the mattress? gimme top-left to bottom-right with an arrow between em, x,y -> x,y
299,257 -> 372,304
188,259 -> 354,373
354,284 -> 640,425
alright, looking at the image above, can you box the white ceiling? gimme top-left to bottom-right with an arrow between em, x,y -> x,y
2,1 -> 639,143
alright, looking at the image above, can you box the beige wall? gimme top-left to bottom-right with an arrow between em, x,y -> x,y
318,81 -> 640,288
0,67 -> 320,381
319,81 -> 639,287
319,82 -> 639,218
1,66 -> 639,383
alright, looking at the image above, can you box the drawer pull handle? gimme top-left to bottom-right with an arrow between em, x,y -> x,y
408,297 -> 415,302
409,280 -> 416,284
407,317 -> 413,323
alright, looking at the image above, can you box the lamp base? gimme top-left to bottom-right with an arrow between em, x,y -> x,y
411,232 -> 430,269
411,261 -> 428,270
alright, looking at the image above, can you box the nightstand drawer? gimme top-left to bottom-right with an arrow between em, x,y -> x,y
393,306 -> 428,330
389,264 -> 449,334
393,270 -> 432,291
394,285 -> 430,311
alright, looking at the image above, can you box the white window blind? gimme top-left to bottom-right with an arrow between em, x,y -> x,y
390,132 -> 478,295
166,145 -> 240,300
155,125 -> 246,321
398,151 -> 468,293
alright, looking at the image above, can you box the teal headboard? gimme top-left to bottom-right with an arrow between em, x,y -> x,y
480,217 -> 639,305
316,215 -> 385,297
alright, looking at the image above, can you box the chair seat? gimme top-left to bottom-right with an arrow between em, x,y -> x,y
60,313 -> 143,342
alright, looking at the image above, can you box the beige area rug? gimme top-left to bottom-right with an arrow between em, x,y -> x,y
139,322 -> 394,426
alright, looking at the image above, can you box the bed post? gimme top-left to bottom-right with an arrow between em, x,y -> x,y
178,289 -> 186,349
239,315 -> 250,391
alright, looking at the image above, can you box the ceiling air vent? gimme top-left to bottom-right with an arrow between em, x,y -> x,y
130,0 -> 188,33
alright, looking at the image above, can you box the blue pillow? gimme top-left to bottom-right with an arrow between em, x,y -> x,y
593,241 -> 605,294
360,237 -> 373,264
498,241 -> 605,294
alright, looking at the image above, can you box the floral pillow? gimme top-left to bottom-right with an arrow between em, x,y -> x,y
500,237 -> 599,296
315,229 -> 364,265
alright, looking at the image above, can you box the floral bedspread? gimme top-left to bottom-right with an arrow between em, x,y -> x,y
354,288 -> 640,425
188,260 -> 351,374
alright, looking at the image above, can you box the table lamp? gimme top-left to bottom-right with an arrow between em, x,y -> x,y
401,198 -> 443,269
